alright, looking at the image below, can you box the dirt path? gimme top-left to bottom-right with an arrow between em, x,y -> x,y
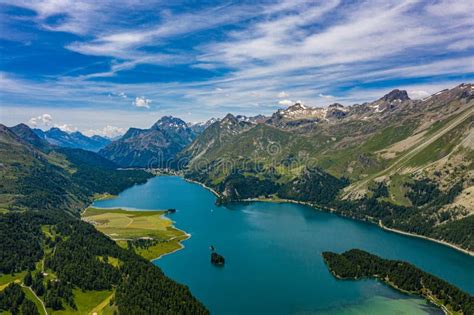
89,292 -> 114,315
22,284 -> 48,315
125,216 -> 134,227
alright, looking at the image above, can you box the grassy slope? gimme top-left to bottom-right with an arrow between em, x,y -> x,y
22,287 -> 47,315
344,105 -> 473,198
0,273 -> 26,289
52,289 -> 113,315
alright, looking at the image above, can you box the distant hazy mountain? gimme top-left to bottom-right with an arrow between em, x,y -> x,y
189,118 -> 220,134
99,116 -> 196,167
33,127 -> 111,152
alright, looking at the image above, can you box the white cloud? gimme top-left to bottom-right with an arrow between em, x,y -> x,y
319,93 -> 334,99
133,96 -> 152,109
277,91 -> 289,98
278,99 -> 293,106
83,125 -> 125,138
54,124 -> 78,132
408,90 -> 431,99
28,114 -> 52,127
27,114 -> 78,133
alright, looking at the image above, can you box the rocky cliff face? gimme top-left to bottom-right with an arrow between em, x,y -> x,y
99,116 -> 196,168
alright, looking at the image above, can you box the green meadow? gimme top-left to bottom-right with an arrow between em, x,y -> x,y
82,207 -> 188,260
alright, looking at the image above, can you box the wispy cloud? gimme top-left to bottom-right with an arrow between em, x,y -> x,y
1,0 -> 473,130
277,91 -> 289,98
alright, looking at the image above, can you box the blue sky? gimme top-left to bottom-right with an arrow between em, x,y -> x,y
0,0 -> 473,137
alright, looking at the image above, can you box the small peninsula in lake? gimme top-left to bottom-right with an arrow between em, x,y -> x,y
82,207 -> 188,260
323,249 -> 474,315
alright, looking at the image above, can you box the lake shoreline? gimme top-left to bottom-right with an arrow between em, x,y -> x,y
183,178 -> 220,197
181,176 -> 474,257
377,221 -> 474,257
82,203 -> 191,261
322,252 -> 453,315
151,231 -> 191,262
88,175 -> 472,314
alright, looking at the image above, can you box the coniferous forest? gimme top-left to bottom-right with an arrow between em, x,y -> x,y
322,249 -> 474,314
0,212 -> 208,314
0,126 -> 208,314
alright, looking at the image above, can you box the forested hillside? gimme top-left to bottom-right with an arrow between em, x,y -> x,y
323,249 -> 474,314
0,124 -> 208,314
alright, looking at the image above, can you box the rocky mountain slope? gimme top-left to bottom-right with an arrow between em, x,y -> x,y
179,114 -> 254,165
10,123 -> 51,150
99,116 -> 196,168
189,117 -> 220,134
180,84 -> 474,251
33,127 -> 110,152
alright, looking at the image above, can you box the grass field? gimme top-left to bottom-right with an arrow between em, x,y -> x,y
52,289 -> 113,315
82,207 -> 188,260
97,256 -> 121,268
88,291 -> 115,315
0,272 -> 26,291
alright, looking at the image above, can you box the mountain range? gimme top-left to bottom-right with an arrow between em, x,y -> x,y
0,120 -> 207,314
3,84 -> 472,252
0,83 -> 472,314
98,116 -> 197,167
32,127 -> 111,152
0,123 -> 152,213
178,83 -> 473,251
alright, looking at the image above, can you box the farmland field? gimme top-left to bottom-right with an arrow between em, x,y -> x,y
82,207 -> 188,260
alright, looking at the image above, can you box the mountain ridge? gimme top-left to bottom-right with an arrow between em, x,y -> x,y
99,116 -> 196,168
32,127 -> 111,152
178,83 -> 473,252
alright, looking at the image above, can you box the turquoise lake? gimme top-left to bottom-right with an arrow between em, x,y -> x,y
94,176 -> 474,314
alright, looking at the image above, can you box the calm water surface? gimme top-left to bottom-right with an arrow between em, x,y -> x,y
94,176 -> 474,314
